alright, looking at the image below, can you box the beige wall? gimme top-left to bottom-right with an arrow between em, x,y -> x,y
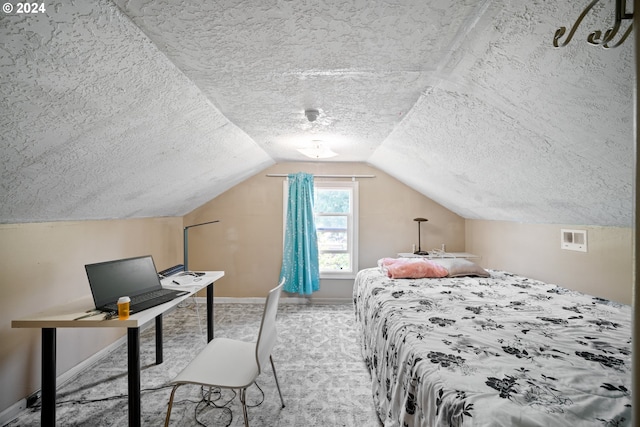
184,162 -> 465,300
466,220 -> 633,305
0,217 -> 182,416
2,165 -> 633,417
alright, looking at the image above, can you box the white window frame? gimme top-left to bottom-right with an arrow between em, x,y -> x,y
282,179 -> 359,280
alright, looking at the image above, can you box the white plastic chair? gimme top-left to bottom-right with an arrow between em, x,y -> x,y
164,279 -> 286,426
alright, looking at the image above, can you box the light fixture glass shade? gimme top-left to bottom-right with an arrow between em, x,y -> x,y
297,143 -> 338,159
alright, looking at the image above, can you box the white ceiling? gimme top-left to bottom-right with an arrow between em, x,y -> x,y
0,0 -> 634,226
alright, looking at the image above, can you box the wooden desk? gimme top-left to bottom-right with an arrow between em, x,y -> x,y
12,271 -> 224,427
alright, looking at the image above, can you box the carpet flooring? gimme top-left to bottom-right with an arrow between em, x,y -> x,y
8,300 -> 381,426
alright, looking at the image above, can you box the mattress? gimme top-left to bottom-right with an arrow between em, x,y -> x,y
353,267 -> 632,427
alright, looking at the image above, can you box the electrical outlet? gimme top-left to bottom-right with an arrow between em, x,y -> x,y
561,229 -> 587,252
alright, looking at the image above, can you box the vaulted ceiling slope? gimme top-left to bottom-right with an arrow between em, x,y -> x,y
0,1 -> 634,226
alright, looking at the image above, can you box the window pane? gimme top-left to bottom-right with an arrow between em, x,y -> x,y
316,216 -> 347,251
317,230 -> 347,251
315,215 -> 347,229
314,189 -> 350,213
319,252 -> 351,271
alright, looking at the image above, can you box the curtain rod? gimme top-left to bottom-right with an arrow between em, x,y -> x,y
266,174 -> 375,179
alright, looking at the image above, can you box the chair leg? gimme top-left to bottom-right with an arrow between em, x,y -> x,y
239,388 -> 250,427
164,385 -> 179,427
270,355 -> 285,408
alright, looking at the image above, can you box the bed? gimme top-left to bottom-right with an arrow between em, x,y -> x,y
353,259 -> 632,427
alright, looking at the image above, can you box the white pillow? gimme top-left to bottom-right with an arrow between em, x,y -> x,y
430,258 -> 490,277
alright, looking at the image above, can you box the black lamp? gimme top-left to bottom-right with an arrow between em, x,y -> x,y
413,217 -> 429,255
184,220 -> 220,272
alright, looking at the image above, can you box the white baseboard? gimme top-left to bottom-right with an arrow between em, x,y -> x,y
209,296 -> 352,304
295,297 -> 353,304
0,398 -> 26,426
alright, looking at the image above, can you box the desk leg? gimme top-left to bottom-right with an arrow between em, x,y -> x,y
127,328 -> 141,427
42,328 -> 56,427
207,283 -> 214,342
155,314 -> 163,364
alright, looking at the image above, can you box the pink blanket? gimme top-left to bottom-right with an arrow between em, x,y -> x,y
379,258 -> 448,279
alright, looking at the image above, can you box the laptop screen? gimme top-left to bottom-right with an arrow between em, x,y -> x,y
85,255 -> 162,308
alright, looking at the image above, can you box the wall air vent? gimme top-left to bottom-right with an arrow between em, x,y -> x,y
561,229 -> 587,252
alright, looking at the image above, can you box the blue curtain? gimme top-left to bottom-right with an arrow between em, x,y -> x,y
279,172 -> 320,295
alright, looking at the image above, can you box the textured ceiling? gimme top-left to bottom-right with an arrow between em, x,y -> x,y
0,0 -> 634,226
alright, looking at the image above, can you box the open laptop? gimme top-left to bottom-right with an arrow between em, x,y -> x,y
85,255 -> 189,314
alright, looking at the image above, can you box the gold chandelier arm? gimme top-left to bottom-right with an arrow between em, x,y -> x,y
554,0 -> 633,49
553,0 -> 601,48
602,21 -> 634,48
588,24 -> 619,45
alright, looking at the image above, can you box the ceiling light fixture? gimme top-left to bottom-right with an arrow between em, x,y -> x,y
297,109 -> 338,158
297,140 -> 338,159
305,109 -> 320,122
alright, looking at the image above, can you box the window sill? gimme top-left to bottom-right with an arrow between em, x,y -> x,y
320,273 -> 356,280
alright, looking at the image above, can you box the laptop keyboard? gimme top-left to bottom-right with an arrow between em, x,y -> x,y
132,289 -> 175,304
103,289 -> 180,312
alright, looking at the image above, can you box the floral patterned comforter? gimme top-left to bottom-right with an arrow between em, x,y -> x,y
353,268 -> 632,427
